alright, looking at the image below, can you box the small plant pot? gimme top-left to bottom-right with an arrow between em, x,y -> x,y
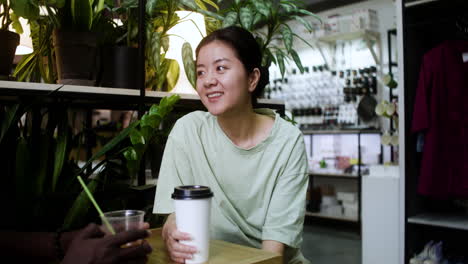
100,46 -> 138,89
0,30 -> 20,76
52,30 -> 98,85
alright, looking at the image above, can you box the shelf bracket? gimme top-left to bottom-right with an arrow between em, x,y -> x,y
364,35 -> 381,65
314,42 -> 332,69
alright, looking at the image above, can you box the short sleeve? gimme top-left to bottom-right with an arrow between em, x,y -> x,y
412,54 -> 433,133
153,123 -> 194,214
262,134 -> 309,248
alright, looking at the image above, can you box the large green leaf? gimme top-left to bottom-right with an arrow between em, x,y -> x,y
293,32 -> 315,50
200,0 -> 219,11
194,0 -> 208,10
123,147 -> 138,161
71,0 -> 93,30
62,178 -> 99,230
222,12 -> 237,28
10,13 -> 24,34
165,59 -> 179,91
290,49 -> 304,73
150,32 -> 161,68
239,7 -> 253,30
281,25 -> 293,52
182,42 -> 196,89
10,0 -> 40,20
252,13 -> 263,27
52,113 -> 69,192
297,9 -> 322,23
130,129 -> 145,145
252,1 -> 270,18
141,114 -> 162,129
95,0 -> 106,14
276,52 -> 285,78
279,2 -> 296,13
292,15 -> 314,32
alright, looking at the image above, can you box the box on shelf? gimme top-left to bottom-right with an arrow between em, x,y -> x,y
338,15 -> 353,34
344,206 -> 358,219
320,204 -> 343,217
351,9 -> 379,32
342,200 -> 358,211
321,195 -> 339,206
326,15 -> 340,34
337,191 -> 357,203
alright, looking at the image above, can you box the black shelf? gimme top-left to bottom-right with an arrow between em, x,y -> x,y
0,81 -> 284,112
301,129 -> 381,135
309,172 -> 358,179
305,211 -> 358,223
408,213 -> 468,231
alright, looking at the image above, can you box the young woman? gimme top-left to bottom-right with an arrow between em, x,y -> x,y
153,26 -> 310,264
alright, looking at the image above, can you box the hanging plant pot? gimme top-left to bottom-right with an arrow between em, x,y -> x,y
99,46 -> 138,89
52,30 -> 98,86
0,30 -> 20,77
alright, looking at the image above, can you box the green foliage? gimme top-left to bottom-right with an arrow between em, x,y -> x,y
123,95 -> 180,176
182,42 -> 196,89
1,94 -> 180,231
1,0 -> 22,31
218,0 -> 321,77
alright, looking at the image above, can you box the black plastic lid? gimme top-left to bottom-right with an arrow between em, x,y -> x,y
171,185 -> 213,200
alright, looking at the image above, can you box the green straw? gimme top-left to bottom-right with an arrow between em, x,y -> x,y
77,176 -> 116,235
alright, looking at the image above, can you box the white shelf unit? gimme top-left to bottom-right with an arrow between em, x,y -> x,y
315,30 -> 382,67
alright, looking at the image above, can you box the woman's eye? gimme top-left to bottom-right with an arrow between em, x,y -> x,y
197,70 -> 205,76
217,66 -> 226,71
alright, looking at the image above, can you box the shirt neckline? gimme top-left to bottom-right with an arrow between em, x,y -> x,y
213,109 -> 279,155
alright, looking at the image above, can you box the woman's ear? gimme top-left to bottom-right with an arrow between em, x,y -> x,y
248,68 -> 261,93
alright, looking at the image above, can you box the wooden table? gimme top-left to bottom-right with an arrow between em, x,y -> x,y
147,228 -> 282,264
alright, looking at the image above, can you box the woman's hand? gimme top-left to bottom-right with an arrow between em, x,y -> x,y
162,214 -> 197,263
61,223 -> 152,264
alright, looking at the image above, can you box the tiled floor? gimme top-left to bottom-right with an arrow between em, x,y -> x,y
301,224 -> 361,264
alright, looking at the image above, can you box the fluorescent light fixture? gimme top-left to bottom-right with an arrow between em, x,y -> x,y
165,11 -> 206,94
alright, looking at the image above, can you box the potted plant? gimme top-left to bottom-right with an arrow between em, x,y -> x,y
99,0 -> 140,89
13,0 -> 112,85
219,0 -> 321,78
0,94 -> 180,230
0,0 -> 22,77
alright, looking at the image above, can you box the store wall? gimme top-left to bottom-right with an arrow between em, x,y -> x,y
270,0 -> 398,163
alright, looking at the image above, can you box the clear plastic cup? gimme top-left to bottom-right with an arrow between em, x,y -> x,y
101,210 -> 145,234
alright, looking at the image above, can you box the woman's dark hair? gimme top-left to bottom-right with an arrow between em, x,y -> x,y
196,26 -> 268,107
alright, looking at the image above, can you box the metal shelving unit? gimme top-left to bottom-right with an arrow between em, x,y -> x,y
303,129 -> 382,228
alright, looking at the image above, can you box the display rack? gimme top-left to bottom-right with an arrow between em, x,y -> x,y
303,129 -> 382,228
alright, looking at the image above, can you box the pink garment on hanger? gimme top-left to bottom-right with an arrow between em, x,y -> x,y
412,40 -> 468,199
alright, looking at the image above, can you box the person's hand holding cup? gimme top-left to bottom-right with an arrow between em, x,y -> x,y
163,185 -> 213,264
101,210 -> 147,247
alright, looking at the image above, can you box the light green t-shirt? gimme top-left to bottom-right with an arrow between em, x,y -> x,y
153,109 -> 310,264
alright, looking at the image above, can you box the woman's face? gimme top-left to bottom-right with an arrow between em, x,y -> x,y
196,40 -> 259,117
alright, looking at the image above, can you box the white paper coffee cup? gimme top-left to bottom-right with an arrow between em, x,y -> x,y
172,185 -> 213,264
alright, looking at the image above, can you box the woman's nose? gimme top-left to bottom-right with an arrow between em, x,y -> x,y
203,73 -> 217,87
